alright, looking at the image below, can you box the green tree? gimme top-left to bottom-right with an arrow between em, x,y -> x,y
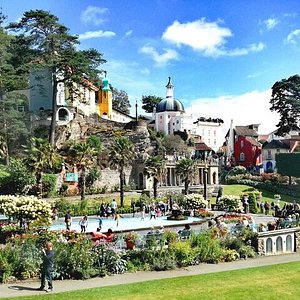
175,158 -> 195,195
109,137 -> 135,207
112,88 -> 131,114
8,10 -> 106,146
270,74 -> 300,136
0,92 -> 30,164
163,135 -> 189,155
141,95 -> 162,113
64,136 -> 101,201
24,137 -> 59,197
144,155 -> 166,198
276,153 -> 300,185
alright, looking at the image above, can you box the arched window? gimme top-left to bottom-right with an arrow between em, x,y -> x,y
240,152 -> 245,162
286,235 -> 293,252
266,238 -> 273,254
58,108 -> 69,121
276,236 -> 283,253
138,173 -> 144,190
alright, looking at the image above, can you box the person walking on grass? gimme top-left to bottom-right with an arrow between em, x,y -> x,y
38,242 -> 54,292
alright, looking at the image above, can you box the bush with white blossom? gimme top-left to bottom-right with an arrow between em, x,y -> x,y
0,195 -> 52,225
183,193 -> 208,209
218,195 -> 243,212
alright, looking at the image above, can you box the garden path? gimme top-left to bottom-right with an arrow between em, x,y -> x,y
1,252 -> 300,298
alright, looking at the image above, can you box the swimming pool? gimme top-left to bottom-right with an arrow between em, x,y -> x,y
50,215 -> 203,233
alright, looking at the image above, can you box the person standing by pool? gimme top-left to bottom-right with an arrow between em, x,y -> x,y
98,216 -> 103,231
141,204 -> 146,221
150,207 -> 156,220
131,200 -> 136,218
79,215 -> 88,233
115,212 -> 123,227
64,210 -> 72,231
38,242 -> 54,292
111,199 -> 117,218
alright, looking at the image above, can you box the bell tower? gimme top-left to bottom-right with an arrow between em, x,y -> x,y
99,71 -> 113,119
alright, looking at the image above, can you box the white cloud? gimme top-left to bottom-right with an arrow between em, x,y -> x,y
285,29 -> 300,45
264,18 -> 279,30
140,68 -> 150,75
162,19 -> 265,57
185,90 -> 280,136
78,30 -> 115,40
125,30 -> 133,36
81,6 -> 108,25
140,46 -> 179,65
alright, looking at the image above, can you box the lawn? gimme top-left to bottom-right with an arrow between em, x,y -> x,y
222,184 -> 295,206
3,261 -> 300,300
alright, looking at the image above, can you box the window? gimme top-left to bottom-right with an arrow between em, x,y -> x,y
208,139 -> 211,144
17,106 -> 25,112
214,130 -> 216,136
176,120 -> 179,124
160,116 -> 162,119
241,140 -> 244,148
208,130 -> 210,136
240,152 -> 245,161
267,150 -> 272,159
214,139 -> 216,145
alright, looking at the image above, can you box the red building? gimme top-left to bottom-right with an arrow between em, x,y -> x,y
225,124 -> 262,168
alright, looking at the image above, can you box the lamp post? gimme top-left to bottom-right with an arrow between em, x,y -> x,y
203,163 -> 208,207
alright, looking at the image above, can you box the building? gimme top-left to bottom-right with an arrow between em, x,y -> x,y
154,77 -> 223,152
29,70 -> 134,127
225,122 -> 262,168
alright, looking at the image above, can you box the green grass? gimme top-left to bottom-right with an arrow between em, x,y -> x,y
222,184 -> 295,206
3,262 -> 300,300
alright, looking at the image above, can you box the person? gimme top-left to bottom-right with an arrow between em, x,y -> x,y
150,207 -> 156,220
216,186 -> 223,203
104,228 -> 115,242
264,202 -> 270,215
99,203 -> 106,217
141,204 -> 146,221
98,217 -> 103,231
79,215 -> 88,233
131,200 -> 136,217
111,199 -> 117,218
64,210 -> 72,231
38,242 -> 54,292
115,212 -> 123,227
51,207 -> 58,220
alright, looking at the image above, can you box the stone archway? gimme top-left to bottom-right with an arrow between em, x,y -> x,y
266,161 -> 273,170
212,172 -> 217,184
286,235 -> 293,252
57,107 -> 69,121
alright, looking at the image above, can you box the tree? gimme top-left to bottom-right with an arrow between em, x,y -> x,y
8,10 -> 106,146
163,135 -> 189,155
24,137 -> 59,197
64,136 -> 101,201
141,95 -> 162,113
144,155 -> 166,198
0,92 -> 30,164
270,74 -> 300,136
175,158 -> 195,195
276,153 -> 300,184
109,137 -> 135,207
112,88 -> 131,114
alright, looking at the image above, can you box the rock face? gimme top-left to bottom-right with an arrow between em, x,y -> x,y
56,116 -> 154,190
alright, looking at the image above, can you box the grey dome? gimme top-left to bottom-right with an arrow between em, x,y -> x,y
156,98 -> 185,113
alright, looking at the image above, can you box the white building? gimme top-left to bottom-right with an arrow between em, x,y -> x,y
154,77 -> 223,152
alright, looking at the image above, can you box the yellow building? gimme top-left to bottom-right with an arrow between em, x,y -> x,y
99,73 -> 113,119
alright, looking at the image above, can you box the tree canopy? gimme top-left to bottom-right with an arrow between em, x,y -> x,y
112,88 -> 131,115
141,95 -> 162,113
7,9 -> 106,145
270,74 -> 300,136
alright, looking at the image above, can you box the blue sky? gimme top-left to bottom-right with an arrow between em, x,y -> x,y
1,0 -> 300,134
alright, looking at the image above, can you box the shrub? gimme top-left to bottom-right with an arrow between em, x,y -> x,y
169,241 -> 196,267
183,193 -> 208,209
0,249 -> 12,283
42,174 -> 58,197
218,195 -> 243,212
222,249 -> 239,262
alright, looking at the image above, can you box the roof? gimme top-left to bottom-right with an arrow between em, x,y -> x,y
245,137 -> 261,147
263,139 -> 290,150
156,98 -> 185,113
235,126 -> 258,137
194,142 -> 212,151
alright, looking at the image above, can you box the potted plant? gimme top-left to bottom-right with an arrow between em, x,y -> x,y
124,231 -> 138,250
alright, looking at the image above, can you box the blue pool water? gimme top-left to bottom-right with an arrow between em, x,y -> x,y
50,215 -> 202,233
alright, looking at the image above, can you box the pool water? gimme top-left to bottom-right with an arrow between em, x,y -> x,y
50,215 -> 202,233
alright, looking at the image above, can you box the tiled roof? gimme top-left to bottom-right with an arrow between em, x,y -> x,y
245,137 -> 261,147
263,139 -> 290,150
194,142 -> 212,151
235,126 -> 258,137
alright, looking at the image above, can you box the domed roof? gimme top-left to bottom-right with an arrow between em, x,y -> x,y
156,98 -> 185,112
155,76 -> 185,113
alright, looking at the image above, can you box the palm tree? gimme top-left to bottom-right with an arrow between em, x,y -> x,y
109,137 -> 135,207
24,137 -> 59,197
144,155 -> 166,198
175,158 -> 195,195
64,136 -> 101,201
